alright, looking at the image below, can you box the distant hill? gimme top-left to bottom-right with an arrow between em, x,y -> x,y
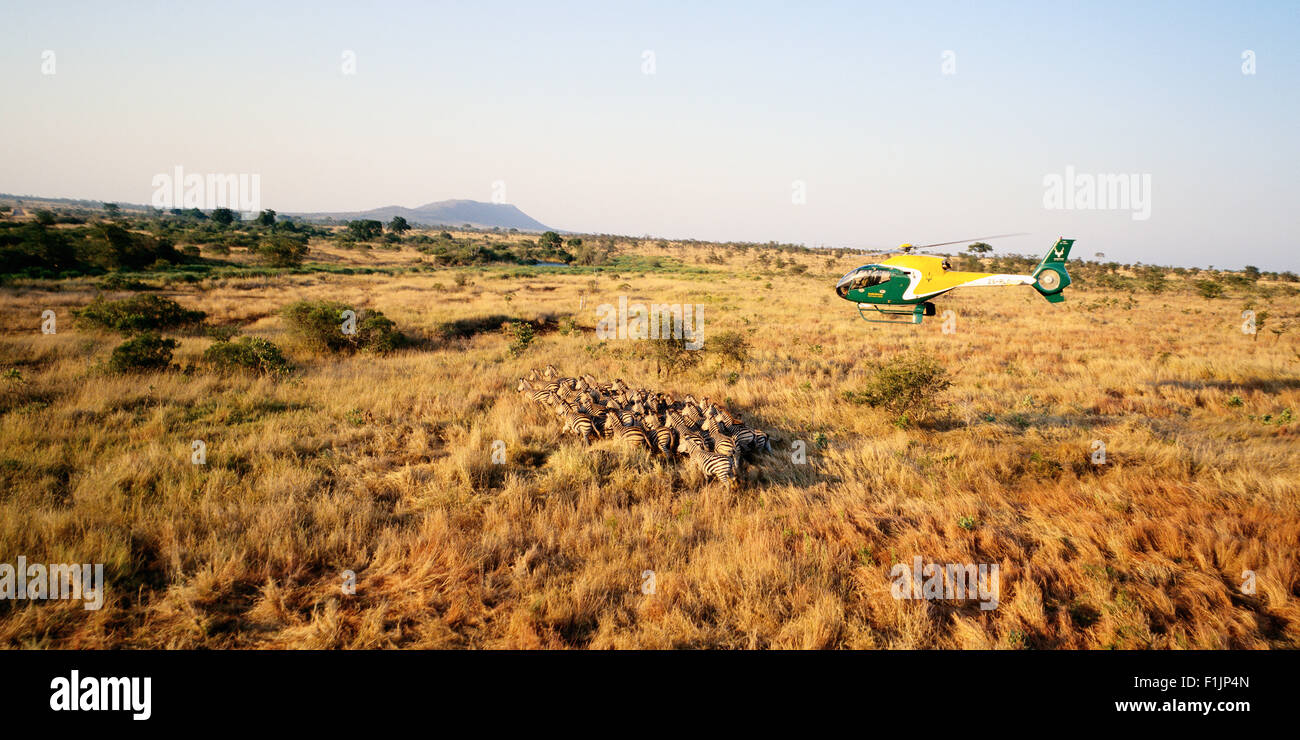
288,200 -> 553,232
0,194 -> 555,232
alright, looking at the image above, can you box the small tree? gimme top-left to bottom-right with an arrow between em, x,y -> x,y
967,242 -> 993,254
346,219 -> 383,241
258,235 -> 309,267
501,321 -> 535,357
103,203 -> 121,218
256,209 -> 277,228
210,208 -> 236,227
1196,280 -> 1224,299
387,216 -> 411,234
645,336 -> 701,378
710,330 -> 751,369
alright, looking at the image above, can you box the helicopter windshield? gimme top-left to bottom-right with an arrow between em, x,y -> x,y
836,267 -> 892,296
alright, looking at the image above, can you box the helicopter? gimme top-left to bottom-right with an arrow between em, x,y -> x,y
835,234 -> 1074,324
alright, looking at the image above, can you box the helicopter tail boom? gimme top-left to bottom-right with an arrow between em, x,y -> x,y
1031,238 -> 1074,303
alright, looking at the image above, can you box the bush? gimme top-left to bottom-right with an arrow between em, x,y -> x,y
710,330 -> 751,368
1196,280 -> 1224,299
74,294 -> 206,334
280,300 -> 403,353
203,336 -> 293,375
644,335 -> 701,378
258,235 -> 309,267
844,351 -> 951,424
501,320 -> 535,357
96,273 -> 150,292
108,332 -> 177,373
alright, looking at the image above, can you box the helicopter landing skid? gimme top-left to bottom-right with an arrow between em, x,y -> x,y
857,302 -> 937,325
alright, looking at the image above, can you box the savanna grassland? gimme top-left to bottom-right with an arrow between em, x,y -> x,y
2,221 -> 1299,649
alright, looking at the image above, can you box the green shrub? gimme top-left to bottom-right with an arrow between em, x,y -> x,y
501,321 -> 535,357
258,235 -> 309,267
1195,280 -> 1224,299
74,294 -> 206,334
644,335 -> 701,378
710,330 -> 751,368
108,332 -> 177,373
95,273 -> 150,292
280,300 -> 403,353
844,351 -> 951,423
203,336 -> 293,375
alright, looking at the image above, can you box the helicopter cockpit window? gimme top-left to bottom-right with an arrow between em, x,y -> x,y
837,267 -> 893,296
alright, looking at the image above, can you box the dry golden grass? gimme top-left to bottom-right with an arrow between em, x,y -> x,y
1,238 -> 1298,649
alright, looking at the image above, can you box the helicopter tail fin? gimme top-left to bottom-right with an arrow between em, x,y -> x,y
1032,238 -> 1073,303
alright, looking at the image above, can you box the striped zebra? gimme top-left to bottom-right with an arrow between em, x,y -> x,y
602,411 -> 654,451
667,410 -> 710,454
686,446 -> 737,488
642,414 -> 678,456
680,403 -> 704,428
562,407 -> 599,443
710,428 -> 740,461
725,423 -> 757,452
554,380 -> 580,403
515,378 -> 553,406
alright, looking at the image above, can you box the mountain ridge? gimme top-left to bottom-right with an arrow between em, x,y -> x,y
0,194 -> 555,232
287,199 -> 553,232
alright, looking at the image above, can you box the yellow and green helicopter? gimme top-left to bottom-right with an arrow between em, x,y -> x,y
835,234 -> 1074,324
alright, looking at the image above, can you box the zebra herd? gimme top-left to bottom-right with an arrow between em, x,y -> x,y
515,365 -> 771,487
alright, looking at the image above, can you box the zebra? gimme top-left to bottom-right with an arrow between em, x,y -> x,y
561,407 -> 599,443
710,428 -> 740,462
680,403 -> 704,428
602,411 -> 654,452
543,364 -> 560,380
668,411 -> 710,455
642,414 -> 678,456
718,420 -> 756,451
516,378 -> 553,406
686,446 -> 737,488
555,380 -> 580,403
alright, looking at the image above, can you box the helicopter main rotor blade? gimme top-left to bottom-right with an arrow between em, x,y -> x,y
908,232 -> 1029,250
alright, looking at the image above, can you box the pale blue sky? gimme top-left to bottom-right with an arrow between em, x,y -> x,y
1,1 -> 1297,269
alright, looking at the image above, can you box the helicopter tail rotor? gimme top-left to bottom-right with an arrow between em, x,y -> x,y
1032,238 -> 1074,303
